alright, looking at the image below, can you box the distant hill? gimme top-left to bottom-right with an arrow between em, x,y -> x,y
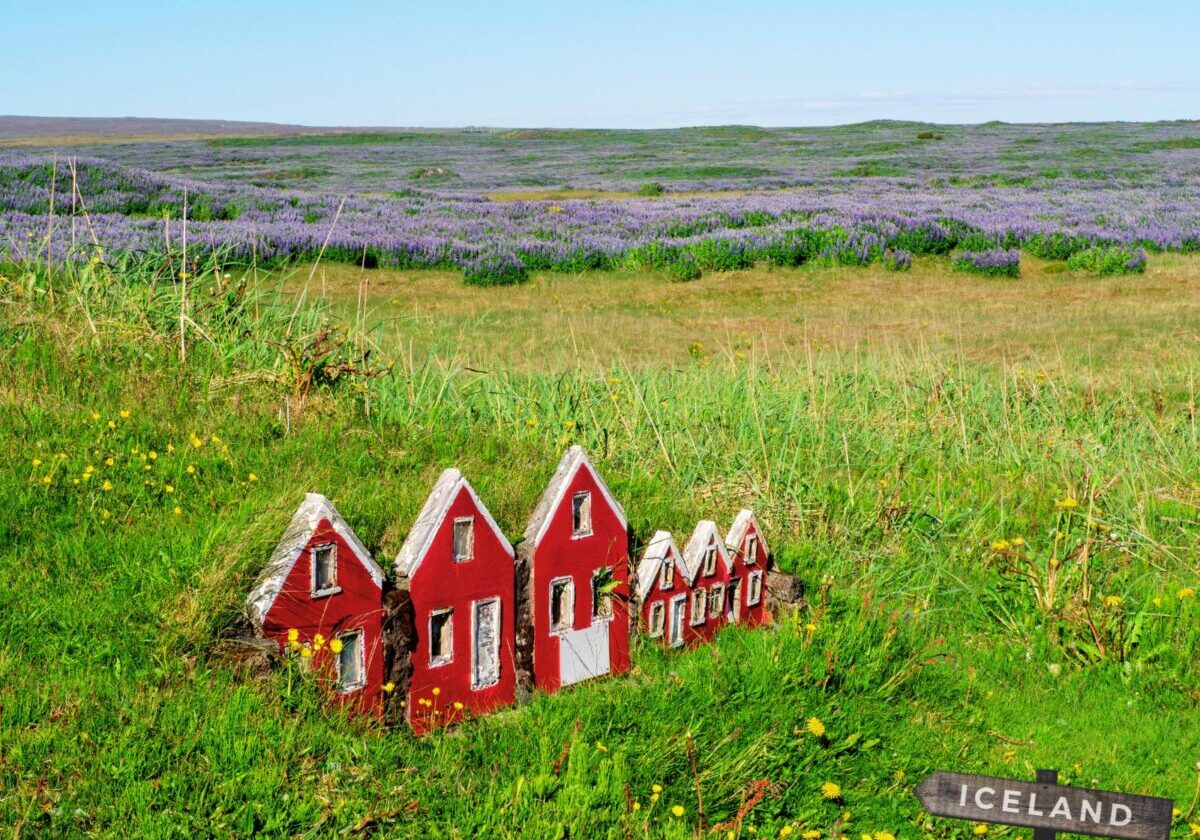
0,115 -> 388,144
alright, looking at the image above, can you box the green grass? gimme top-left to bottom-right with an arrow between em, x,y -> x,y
2,257 -> 1199,837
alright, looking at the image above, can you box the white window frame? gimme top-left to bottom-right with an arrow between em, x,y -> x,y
335,628 -> 366,693
571,491 -> 593,538
591,569 -> 614,622
428,607 -> 454,667
703,545 -> 718,577
453,516 -> 475,563
744,534 -> 758,566
470,597 -> 501,690
659,558 -> 674,590
647,601 -> 665,637
708,583 -> 725,619
549,576 -> 575,634
690,588 -> 707,626
310,542 -> 340,598
747,570 -> 764,606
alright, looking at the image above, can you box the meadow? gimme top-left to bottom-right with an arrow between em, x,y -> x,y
1,121 -> 1199,837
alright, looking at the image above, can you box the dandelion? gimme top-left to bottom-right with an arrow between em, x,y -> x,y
780,826 -> 794,837
299,647 -> 312,659
650,792 -> 660,803
874,832 -> 895,840
190,435 -> 203,448
803,830 -> 821,839
632,801 -> 641,812
1103,595 -> 1122,608
167,443 -> 175,453
1011,537 -> 1024,546
148,450 -> 157,460
974,825 -> 989,836
820,781 -> 841,800
107,420 -> 116,430
186,464 -> 196,474
671,805 -> 684,818
164,484 -> 174,494
1189,824 -> 1200,838
454,701 -> 464,711
313,633 -> 325,648
119,410 -> 130,419
652,784 -> 662,794
32,457 -> 42,467
806,717 -> 826,738
525,417 -> 538,428
173,506 -> 182,516
287,628 -> 299,643
595,740 -> 607,752
805,623 -> 818,632
1178,588 -> 1196,599
41,475 -> 51,485
432,687 -> 441,696
329,638 -> 344,654
248,473 -> 258,483
101,509 -> 111,520
382,681 -> 395,693
991,539 -> 1010,551
102,480 -> 113,491
105,457 -> 115,466
1056,497 -> 1079,510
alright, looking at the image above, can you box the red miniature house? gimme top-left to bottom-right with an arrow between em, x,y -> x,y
725,509 -> 771,627
247,493 -> 386,714
517,446 -> 630,694
680,520 -> 732,646
635,530 -> 700,648
393,469 -> 517,734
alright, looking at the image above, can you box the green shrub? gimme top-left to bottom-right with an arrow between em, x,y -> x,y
1067,246 -> 1147,275
637,182 -> 665,197
462,252 -> 528,286
665,255 -> 702,282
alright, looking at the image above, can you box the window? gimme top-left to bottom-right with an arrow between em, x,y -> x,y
708,583 -> 725,619
453,517 -> 474,562
335,629 -> 365,692
659,559 -> 674,590
745,534 -> 758,565
669,596 -> 686,647
647,601 -> 665,637
747,571 -> 764,606
703,544 -> 718,577
311,542 -> 338,596
429,608 -> 453,666
472,598 -> 501,689
592,570 -> 614,621
571,491 -> 593,537
690,588 -> 706,625
550,577 -> 575,633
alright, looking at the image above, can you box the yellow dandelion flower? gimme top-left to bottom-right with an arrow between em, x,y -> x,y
974,824 -> 989,836
190,435 -> 203,448
862,834 -> 874,840
107,420 -> 116,429
91,411 -> 100,421
32,457 -> 42,467
525,417 -> 538,428
432,686 -> 441,696
671,805 -> 684,818
329,638 -> 344,654
186,464 -> 196,474
164,484 -> 174,494
101,509 -> 111,520
102,480 -> 113,491
84,464 -> 95,474
632,801 -> 641,812
299,646 -> 312,659
1103,594 -> 1122,607
119,410 -> 130,419
248,473 -> 258,483
1056,497 -> 1079,510
105,457 -> 115,466
312,633 -> 325,648
167,443 -> 175,453
805,623 -> 818,632
650,792 -> 660,803
382,681 -> 395,693
149,450 -> 157,460
780,826 -> 794,837
1011,536 -> 1024,546
42,475 -> 52,485
210,434 -> 221,444
874,832 -> 895,840
802,830 -> 821,839
1189,825 -> 1200,838
820,781 -> 841,800
1178,587 -> 1196,599
173,506 -> 182,516
991,539 -> 1010,551
454,701 -> 465,711
287,628 -> 299,642
806,717 -> 826,738
652,784 -> 663,794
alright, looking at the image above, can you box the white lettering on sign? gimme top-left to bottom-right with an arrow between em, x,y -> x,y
976,787 -> 995,810
1050,797 -> 1073,820
1112,805 -> 1132,827
1083,800 -> 1102,824
1002,790 -> 1021,814
1029,793 -> 1044,817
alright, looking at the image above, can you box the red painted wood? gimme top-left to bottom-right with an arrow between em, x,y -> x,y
726,520 -> 769,628
406,485 -> 516,735
531,465 -> 630,692
259,519 -> 385,715
684,536 -> 730,646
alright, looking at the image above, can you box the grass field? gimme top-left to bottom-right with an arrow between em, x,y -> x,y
2,255 -> 1200,837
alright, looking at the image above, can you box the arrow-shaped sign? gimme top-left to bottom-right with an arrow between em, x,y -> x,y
914,771 -> 1173,840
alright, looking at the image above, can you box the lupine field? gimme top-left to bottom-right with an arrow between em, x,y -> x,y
3,119 -> 1200,837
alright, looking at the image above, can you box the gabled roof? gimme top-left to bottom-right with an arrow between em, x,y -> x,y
247,493 -> 385,628
394,468 -> 513,579
726,508 -> 771,565
523,446 -> 627,548
681,520 -> 731,580
635,530 -> 692,600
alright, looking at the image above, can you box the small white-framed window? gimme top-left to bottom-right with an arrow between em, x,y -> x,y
428,608 -> 454,666
592,569 -> 614,621
659,558 -> 674,590
745,534 -> 758,566
708,583 -> 725,619
747,570 -> 764,606
690,588 -> 706,625
453,516 -> 474,562
311,542 -> 339,597
703,544 -> 718,577
335,629 -> 365,692
471,597 -> 501,690
550,576 -> 575,633
647,601 -> 665,637
571,491 -> 593,537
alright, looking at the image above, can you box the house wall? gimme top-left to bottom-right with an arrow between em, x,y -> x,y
260,519 -> 385,714
727,522 -> 769,628
531,467 -> 630,692
683,550 -> 729,646
406,487 -> 516,734
639,560 -> 692,647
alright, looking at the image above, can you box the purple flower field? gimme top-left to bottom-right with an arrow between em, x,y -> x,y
2,121 -> 1199,281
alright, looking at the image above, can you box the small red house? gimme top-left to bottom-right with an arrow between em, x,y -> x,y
517,446 -> 630,694
636,530 -> 700,648
394,469 -> 516,734
725,509 -> 770,627
247,493 -> 386,714
680,520 -> 732,646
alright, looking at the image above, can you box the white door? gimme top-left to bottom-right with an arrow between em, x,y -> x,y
669,595 -> 686,647
727,578 -> 741,623
472,598 -> 501,689
558,622 -> 610,685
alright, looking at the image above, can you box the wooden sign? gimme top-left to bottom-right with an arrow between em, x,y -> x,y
914,770 -> 1173,840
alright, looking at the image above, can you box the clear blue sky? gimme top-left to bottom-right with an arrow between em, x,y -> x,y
5,0 -> 1198,127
